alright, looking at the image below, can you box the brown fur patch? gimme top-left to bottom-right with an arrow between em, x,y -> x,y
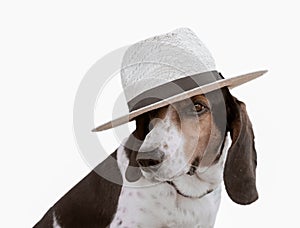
171,95 -> 223,167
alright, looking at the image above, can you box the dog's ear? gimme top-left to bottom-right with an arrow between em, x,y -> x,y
224,96 -> 258,205
124,113 -> 150,182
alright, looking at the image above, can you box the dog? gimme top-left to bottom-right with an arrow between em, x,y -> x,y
34,87 -> 258,227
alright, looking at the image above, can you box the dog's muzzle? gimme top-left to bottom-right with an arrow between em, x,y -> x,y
136,149 -> 164,171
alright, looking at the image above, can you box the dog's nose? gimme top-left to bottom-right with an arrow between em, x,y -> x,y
136,149 -> 164,169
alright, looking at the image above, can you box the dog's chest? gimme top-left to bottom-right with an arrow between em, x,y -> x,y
110,182 -> 221,228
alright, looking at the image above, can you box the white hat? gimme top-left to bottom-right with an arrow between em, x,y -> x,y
93,28 -> 266,132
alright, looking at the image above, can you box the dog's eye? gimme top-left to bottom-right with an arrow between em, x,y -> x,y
183,101 -> 209,116
193,103 -> 204,112
191,102 -> 208,115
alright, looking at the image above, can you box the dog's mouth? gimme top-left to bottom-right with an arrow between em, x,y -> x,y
186,165 -> 197,176
140,163 -> 198,181
140,165 -> 214,199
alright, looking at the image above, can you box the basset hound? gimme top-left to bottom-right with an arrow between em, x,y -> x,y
34,87 -> 258,227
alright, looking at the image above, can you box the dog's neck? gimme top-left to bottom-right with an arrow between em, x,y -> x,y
170,137 -> 229,199
110,137 -> 229,227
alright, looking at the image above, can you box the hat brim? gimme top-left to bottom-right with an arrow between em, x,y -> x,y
92,70 -> 267,132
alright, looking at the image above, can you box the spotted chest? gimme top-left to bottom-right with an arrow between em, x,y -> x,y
110,183 -> 221,228
109,145 -> 224,228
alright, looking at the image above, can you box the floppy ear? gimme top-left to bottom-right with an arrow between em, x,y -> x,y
124,113 -> 150,182
224,97 -> 258,205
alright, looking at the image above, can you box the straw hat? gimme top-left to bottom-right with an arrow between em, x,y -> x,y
92,28 -> 266,132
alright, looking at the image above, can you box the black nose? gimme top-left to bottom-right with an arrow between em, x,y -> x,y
136,149 -> 164,169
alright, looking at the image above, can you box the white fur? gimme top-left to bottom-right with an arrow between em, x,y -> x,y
173,139 -> 229,199
138,107 -> 189,181
52,212 -> 61,228
110,138 -> 229,228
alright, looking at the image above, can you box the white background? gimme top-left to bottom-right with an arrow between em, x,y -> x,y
1,1 -> 300,227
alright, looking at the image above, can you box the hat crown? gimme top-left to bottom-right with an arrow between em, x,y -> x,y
121,28 -> 216,102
